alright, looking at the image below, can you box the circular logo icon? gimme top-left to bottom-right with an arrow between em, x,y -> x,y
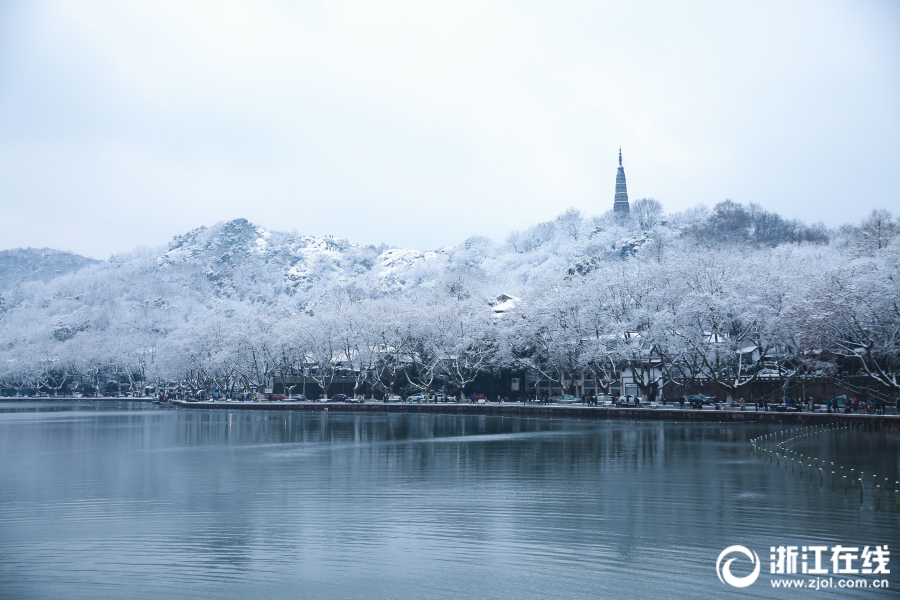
716,545 -> 761,588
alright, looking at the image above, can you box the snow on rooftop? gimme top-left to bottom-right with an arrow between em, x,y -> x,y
492,294 -> 520,314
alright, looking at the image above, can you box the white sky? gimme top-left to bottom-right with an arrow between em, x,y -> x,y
1,0 -> 898,259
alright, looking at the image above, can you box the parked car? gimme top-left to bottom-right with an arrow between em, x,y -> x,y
269,394 -> 287,401
289,394 -> 306,401
384,395 -> 402,402
617,395 -> 638,407
556,395 -> 582,404
331,394 -> 348,402
757,369 -> 782,377
406,395 -> 425,403
828,395 -> 850,409
687,394 -> 715,405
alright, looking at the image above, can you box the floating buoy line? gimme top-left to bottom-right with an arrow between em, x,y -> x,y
750,423 -> 898,511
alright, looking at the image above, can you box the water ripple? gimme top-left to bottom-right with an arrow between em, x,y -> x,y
0,402 -> 896,600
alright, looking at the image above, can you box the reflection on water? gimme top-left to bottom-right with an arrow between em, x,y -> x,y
0,402 -> 897,599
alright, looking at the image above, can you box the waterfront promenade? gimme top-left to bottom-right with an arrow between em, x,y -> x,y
170,399 -> 900,428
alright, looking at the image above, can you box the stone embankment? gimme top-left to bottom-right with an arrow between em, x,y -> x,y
170,400 -> 900,429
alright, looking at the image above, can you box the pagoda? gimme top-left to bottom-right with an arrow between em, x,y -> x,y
613,147 -> 630,215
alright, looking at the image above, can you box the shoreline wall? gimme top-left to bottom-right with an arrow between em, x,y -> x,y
170,400 -> 900,429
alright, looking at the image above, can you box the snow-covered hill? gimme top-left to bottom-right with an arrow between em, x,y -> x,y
0,202 -> 852,326
153,217 -> 453,298
0,203 -> 896,400
0,248 -> 99,291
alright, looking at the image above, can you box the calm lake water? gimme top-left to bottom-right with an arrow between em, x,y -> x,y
0,401 -> 897,599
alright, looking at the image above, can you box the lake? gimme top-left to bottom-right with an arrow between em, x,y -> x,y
0,401 -> 897,599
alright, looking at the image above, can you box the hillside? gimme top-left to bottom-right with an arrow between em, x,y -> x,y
0,203 -> 896,399
0,248 -> 99,291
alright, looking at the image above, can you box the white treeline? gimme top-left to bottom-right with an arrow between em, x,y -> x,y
0,203 -> 897,398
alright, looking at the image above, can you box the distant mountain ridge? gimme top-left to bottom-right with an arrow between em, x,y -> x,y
0,201 -> 848,306
0,248 -> 100,291
0,218 -> 460,309
152,217 -> 446,297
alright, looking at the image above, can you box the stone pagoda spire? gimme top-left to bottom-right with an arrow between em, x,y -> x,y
613,147 -> 630,215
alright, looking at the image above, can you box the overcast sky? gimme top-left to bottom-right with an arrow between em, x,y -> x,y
1,0 -> 898,259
